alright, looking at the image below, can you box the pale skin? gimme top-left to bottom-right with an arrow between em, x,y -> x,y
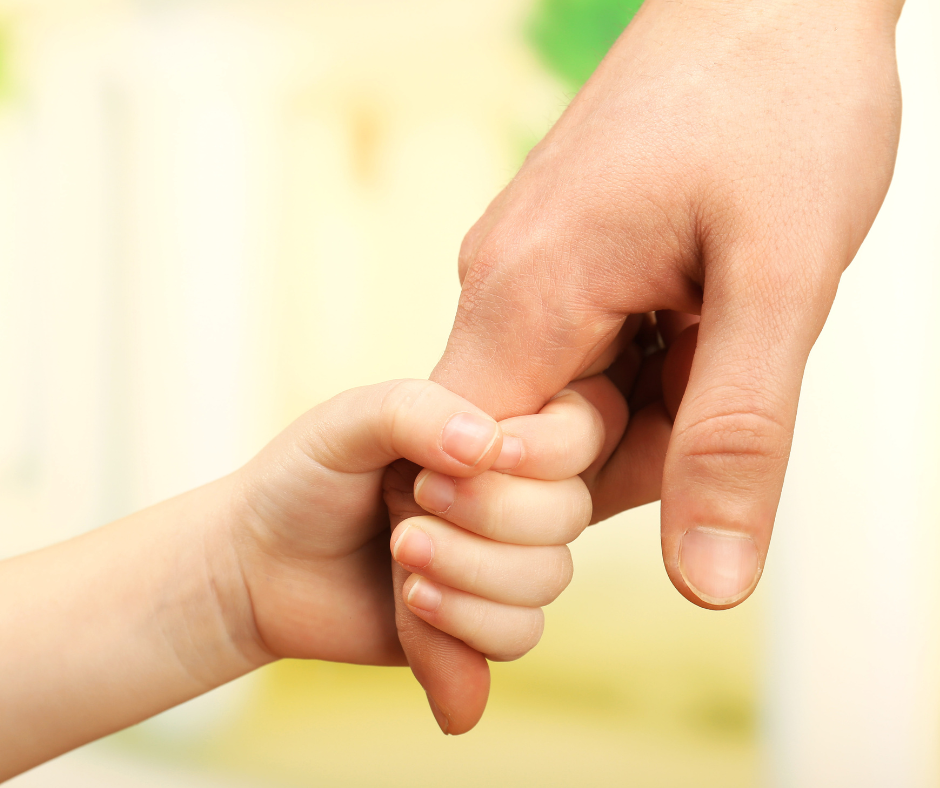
387,0 -> 907,735
0,378 -> 618,780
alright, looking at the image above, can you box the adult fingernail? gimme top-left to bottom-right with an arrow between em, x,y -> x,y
426,693 -> 450,735
678,528 -> 760,606
391,524 -> 433,569
407,576 -> 443,612
441,412 -> 499,466
414,471 -> 456,515
491,435 -> 523,471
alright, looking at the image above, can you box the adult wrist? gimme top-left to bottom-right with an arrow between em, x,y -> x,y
641,0 -> 904,33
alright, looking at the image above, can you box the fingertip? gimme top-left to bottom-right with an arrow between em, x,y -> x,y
426,676 -> 489,736
493,377 -> 619,480
491,435 -> 523,471
658,272 -> 810,614
390,521 -> 434,570
414,470 -> 457,515
426,693 -> 451,735
674,527 -> 762,609
488,607 -> 546,663
441,412 -> 501,469
405,575 -> 443,613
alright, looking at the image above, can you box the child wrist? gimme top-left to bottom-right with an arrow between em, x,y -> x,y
188,477 -> 278,680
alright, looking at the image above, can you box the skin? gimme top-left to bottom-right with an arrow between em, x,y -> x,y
0,0 -> 908,758
0,379 -> 611,780
387,0 -> 907,734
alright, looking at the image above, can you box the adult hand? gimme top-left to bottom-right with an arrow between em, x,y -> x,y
389,0 -> 904,732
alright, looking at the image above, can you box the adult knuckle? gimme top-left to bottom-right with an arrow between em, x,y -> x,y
676,405 -> 788,482
455,217 -> 620,377
457,240 -> 505,307
458,220 -> 490,284
457,228 -> 565,327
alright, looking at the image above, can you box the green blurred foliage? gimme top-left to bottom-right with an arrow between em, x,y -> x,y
527,0 -> 644,89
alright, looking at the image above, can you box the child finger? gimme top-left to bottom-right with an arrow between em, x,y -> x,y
391,516 -> 573,607
413,469 -> 591,545
300,379 -> 502,476
402,575 -> 545,663
492,375 -> 627,480
386,466 -> 490,736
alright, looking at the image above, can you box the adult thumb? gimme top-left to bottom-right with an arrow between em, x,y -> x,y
660,263 -> 833,609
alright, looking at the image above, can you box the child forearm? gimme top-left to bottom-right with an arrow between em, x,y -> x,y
0,477 -> 269,781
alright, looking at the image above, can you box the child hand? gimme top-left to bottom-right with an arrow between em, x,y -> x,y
384,374 -> 627,733
0,375 -> 623,777
0,378 -> 544,778
227,379 -> 543,668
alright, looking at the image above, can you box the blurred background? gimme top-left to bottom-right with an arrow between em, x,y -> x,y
0,0 -> 938,786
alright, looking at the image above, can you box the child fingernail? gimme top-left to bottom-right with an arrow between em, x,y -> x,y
441,412 -> 499,466
491,435 -> 523,470
406,577 -> 442,612
414,471 -> 456,514
678,527 -> 760,606
392,524 -> 433,569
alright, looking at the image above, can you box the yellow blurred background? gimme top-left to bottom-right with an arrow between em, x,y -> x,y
1,1 -> 938,786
